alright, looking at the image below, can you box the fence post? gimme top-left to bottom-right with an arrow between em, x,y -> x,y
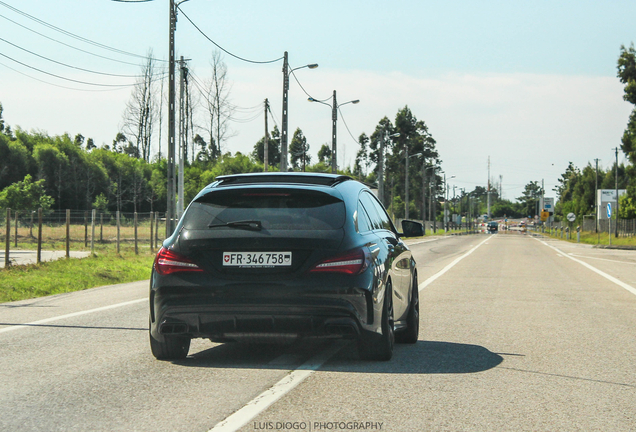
4,209 -> 10,268
100,213 -> 103,243
91,209 -> 96,255
84,211 -> 88,247
116,211 -> 120,254
14,210 -> 18,247
150,211 -> 154,253
134,212 -> 138,255
37,208 -> 42,264
66,209 -> 70,258
155,212 -> 159,247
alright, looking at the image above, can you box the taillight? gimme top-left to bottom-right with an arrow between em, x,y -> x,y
154,247 -> 203,276
309,248 -> 369,275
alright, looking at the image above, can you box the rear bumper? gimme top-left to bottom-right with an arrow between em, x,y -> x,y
149,283 -> 377,342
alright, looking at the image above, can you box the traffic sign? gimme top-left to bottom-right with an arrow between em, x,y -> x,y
607,203 -> 612,218
567,213 -> 576,222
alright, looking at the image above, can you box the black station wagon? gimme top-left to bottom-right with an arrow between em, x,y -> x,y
149,173 -> 422,361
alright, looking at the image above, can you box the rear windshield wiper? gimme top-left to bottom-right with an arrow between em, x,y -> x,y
208,220 -> 262,231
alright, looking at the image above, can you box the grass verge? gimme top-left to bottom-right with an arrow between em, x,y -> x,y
0,246 -> 154,303
534,229 -> 636,247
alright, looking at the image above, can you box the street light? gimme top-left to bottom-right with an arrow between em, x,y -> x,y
281,52 -> 318,172
308,90 -> 359,173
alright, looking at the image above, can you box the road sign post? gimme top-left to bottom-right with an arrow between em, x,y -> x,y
607,203 -> 612,246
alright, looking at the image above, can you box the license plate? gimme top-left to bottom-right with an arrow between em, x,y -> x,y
223,252 -> 292,267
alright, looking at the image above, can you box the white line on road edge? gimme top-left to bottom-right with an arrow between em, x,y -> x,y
209,341 -> 347,432
406,238 -> 441,246
418,236 -> 491,292
0,298 -> 146,334
535,238 -> 636,297
569,253 -> 636,265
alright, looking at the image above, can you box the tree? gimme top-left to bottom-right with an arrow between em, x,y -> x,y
517,181 -> 543,217
122,50 -> 157,162
318,143 -> 332,165
252,126 -> 280,168
0,174 -> 54,211
202,50 -> 234,160
353,133 -> 368,179
617,44 -> 636,205
0,102 -> 4,133
289,128 -> 310,170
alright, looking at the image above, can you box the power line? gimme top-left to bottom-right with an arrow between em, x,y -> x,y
290,68 -> 331,102
0,51 -> 137,87
0,1 -> 166,62
0,60 -> 129,92
0,36 -> 143,78
0,14 -> 150,67
338,107 -> 361,145
177,6 -> 283,65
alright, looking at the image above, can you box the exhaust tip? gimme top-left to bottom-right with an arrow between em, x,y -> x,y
160,323 -> 189,334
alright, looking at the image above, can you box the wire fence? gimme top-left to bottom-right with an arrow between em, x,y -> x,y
2,209 -> 169,267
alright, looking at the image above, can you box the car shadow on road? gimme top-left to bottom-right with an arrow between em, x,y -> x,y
177,339 -> 503,374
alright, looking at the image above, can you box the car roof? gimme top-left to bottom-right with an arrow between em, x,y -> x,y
213,172 -> 353,187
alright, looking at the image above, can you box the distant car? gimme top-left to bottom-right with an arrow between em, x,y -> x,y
487,221 -> 498,233
149,173 -> 423,361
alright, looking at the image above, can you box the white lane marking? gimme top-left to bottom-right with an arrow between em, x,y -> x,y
209,341 -> 346,432
0,298 -> 146,334
406,238 -> 441,246
535,238 -> 636,297
569,254 -> 636,265
418,236 -> 491,292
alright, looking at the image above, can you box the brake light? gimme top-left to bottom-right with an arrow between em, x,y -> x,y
154,247 -> 203,275
309,249 -> 369,275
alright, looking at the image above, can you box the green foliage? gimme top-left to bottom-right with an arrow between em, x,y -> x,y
0,174 -> 54,211
619,193 -> 636,218
251,125 -> 281,168
93,193 -> 109,212
289,128 -> 310,170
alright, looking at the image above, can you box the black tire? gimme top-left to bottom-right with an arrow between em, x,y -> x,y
149,328 -> 190,360
395,272 -> 419,344
358,281 -> 394,361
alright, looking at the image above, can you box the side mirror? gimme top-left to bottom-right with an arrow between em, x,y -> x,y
401,219 -> 424,237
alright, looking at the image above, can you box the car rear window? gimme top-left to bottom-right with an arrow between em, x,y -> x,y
182,189 -> 346,231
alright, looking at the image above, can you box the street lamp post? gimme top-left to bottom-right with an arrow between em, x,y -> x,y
281,53 -> 318,172
308,91 -> 358,173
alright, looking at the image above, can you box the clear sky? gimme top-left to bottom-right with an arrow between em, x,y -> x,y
1,0 -> 635,201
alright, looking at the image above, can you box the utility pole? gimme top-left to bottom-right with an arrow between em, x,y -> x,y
264,98 -> 269,171
166,0 -> 177,237
594,158 -> 599,233
487,156 -> 491,219
177,56 -> 189,218
331,90 -> 338,173
280,51 -> 289,172
614,147 -> 619,237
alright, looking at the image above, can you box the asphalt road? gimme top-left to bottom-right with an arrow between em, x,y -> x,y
1,232 -> 634,431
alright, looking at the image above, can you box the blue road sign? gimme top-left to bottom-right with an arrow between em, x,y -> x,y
607,203 -> 612,218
